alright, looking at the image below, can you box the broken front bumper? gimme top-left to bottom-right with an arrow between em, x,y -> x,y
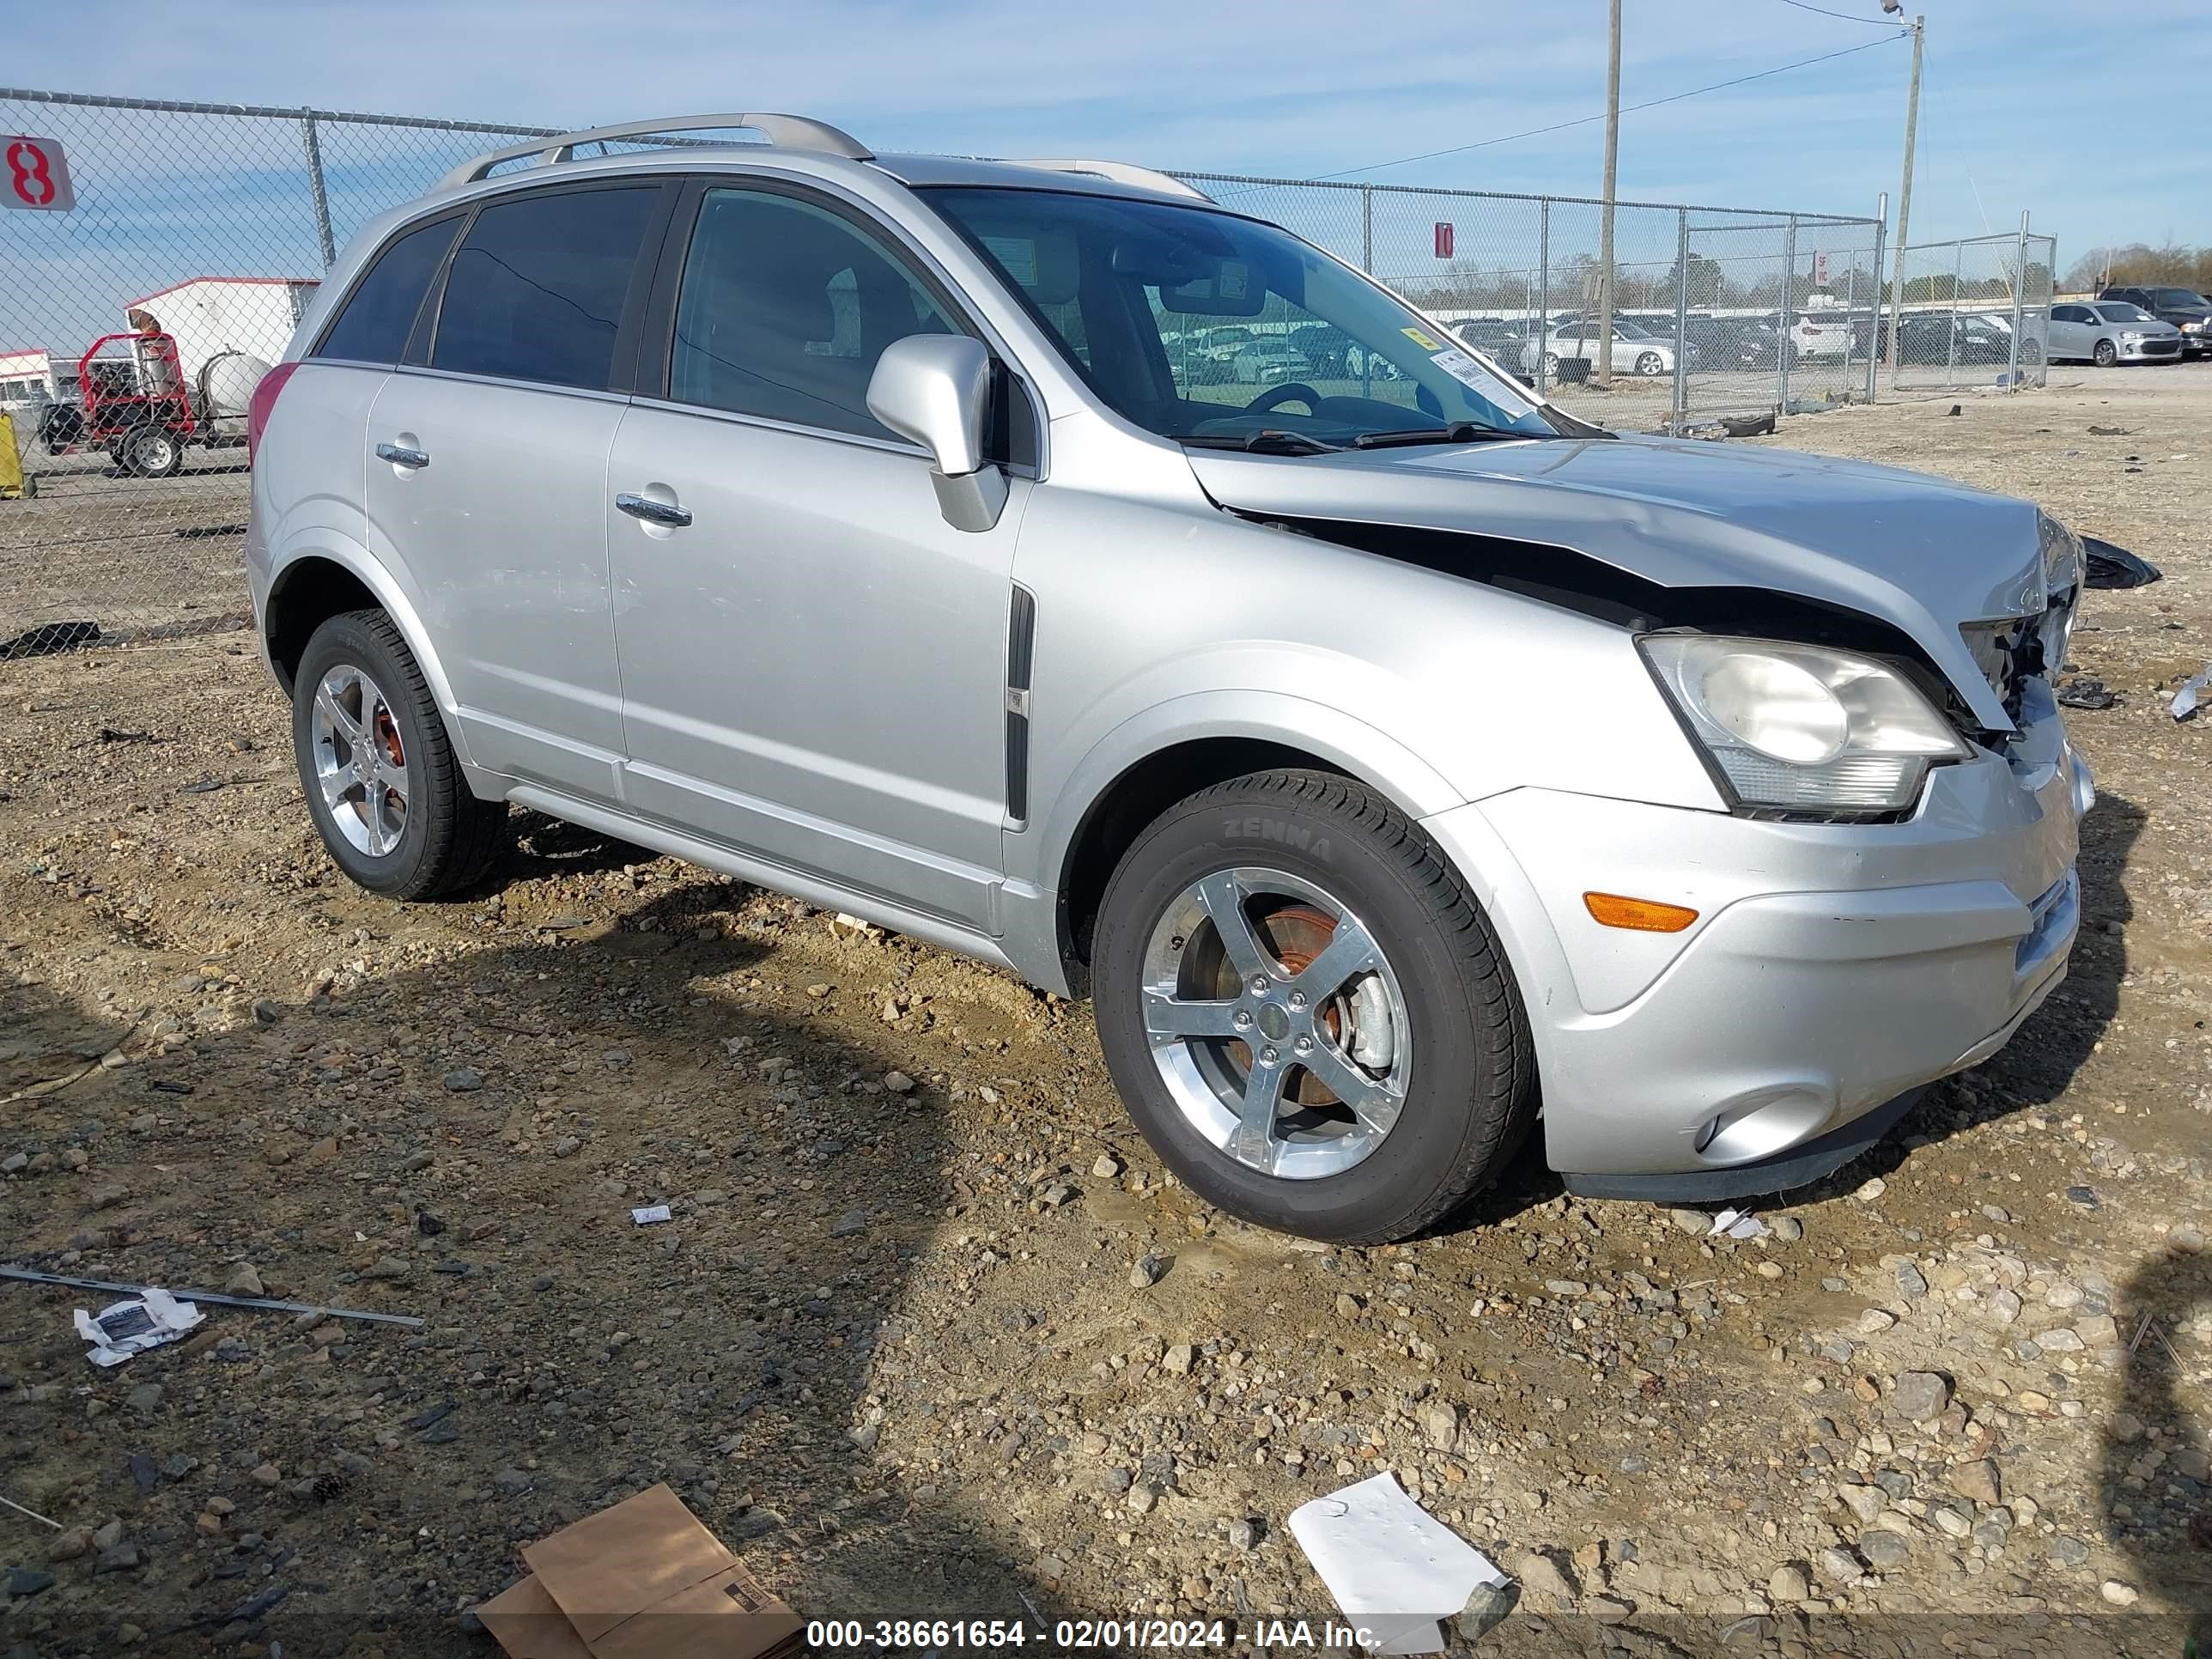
1424,694 -> 2090,1200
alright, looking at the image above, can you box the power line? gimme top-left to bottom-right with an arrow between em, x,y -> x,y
1311,34 -> 1909,181
1775,0 -> 1912,28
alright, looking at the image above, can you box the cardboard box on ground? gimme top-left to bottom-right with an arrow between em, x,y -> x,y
477,1483 -> 802,1659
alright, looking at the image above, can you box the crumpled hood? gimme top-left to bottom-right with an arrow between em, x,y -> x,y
1186,433 -> 2057,731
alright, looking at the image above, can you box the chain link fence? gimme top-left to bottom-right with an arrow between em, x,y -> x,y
1,88 -> 2036,661
0,91 -> 560,659
1882,228 -> 2057,392
1178,174 -> 1887,434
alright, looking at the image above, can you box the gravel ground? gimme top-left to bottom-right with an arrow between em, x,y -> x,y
2,366 -> 2209,1657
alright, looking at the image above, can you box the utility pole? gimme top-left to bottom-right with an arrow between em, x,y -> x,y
1884,13 -> 1923,385
1596,0 -> 1622,387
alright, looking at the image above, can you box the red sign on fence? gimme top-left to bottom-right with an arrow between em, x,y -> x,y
3,135 -> 75,212
1434,222 -> 1455,259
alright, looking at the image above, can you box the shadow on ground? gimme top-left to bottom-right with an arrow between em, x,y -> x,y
0,879 -> 1068,1656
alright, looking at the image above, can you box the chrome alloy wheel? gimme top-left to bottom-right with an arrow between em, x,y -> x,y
1139,866 -> 1411,1180
310,664 -> 409,857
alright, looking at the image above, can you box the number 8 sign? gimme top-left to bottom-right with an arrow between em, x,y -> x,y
4,136 -> 76,212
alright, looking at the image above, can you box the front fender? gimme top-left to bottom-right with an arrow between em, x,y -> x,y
1028,685 -> 1466,902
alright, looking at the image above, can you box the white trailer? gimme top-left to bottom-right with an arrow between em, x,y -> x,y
119,276 -> 320,416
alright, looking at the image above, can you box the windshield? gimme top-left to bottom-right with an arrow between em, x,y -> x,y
923,185 -> 1560,445
2153,289 -> 2209,308
2096,303 -> 2154,325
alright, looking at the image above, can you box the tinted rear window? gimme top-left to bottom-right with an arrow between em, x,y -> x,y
314,216 -> 460,365
433,186 -> 659,389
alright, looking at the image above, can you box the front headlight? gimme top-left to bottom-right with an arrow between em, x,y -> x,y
2121,331 -> 2146,344
1640,635 -> 1971,814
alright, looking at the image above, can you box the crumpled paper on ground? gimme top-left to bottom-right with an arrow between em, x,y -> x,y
1288,1472 -> 1510,1655
74,1286 -> 203,1366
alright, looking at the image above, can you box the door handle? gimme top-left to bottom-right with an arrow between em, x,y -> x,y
375,441 -> 429,469
615,491 -> 692,529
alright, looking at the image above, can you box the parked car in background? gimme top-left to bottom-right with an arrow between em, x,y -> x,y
2097,285 -> 2212,357
1882,313 -> 2018,368
1231,342 -> 1314,386
2047,301 -> 2184,367
1790,307 -> 1854,361
1732,319 -> 1799,370
1447,318 -> 1529,362
250,113 -> 2092,1243
1519,319 -> 1680,378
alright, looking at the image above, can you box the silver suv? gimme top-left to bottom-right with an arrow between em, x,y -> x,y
246,114 -> 2090,1243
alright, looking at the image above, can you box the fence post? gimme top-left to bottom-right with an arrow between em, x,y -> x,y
1777,216 -> 1796,412
1841,251 -> 1857,400
1867,191 -> 1887,403
2007,210 -> 2029,391
1536,198 -> 1551,397
1671,206 -> 1689,431
301,112 -> 337,269
2039,233 -> 2056,386
1359,185 -> 1372,273
1946,236 -> 1963,381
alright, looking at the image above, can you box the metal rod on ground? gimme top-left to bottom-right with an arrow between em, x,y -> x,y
301,112 -> 337,269
1885,14 -> 1923,386
0,1266 -> 424,1328
2008,209 -> 2029,390
1595,0 -> 1622,389
1671,206 -> 1690,432
2,1493 -> 63,1530
1867,191 -> 1887,403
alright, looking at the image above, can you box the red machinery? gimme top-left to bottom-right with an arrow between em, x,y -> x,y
71,329 -> 198,477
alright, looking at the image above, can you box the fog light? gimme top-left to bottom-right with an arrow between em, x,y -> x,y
1694,1087 -> 1835,1165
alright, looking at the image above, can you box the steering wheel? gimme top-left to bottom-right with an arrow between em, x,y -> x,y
1243,383 -> 1322,415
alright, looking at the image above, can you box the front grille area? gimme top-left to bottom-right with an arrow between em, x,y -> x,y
1961,598 -> 2071,729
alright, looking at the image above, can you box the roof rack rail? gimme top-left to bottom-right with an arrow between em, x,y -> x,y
440,112 -> 872,191
1015,159 -> 1212,202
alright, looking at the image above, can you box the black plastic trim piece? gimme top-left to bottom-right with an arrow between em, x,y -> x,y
1004,584 -> 1037,824
1558,1086 -> 1923,1203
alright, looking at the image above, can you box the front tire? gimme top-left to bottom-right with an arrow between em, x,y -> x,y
2093,339 -> 2118,368
1092,770 -> 1535,1243
1635,350 -> 1666,376
291,610 -> 508,900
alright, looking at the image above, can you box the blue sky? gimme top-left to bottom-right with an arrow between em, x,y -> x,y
4,0 -> 2209,358
11,0 -> 2209,251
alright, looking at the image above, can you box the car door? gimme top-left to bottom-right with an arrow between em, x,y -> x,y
604,178 -> 1034,934
2049,305 -> 2089,359
363,179 -> 670,804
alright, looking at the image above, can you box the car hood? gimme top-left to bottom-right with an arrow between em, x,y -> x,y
1185,433 -> 2058,731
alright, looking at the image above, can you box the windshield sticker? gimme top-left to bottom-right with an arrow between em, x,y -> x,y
1428,349 -> 1498,392
1401,325 -> 1443,352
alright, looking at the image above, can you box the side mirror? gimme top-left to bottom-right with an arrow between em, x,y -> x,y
866,334 -> 1009,532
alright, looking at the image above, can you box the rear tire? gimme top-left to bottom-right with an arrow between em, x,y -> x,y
291,610 -> 508,900
1092,769 -> 1536,1243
